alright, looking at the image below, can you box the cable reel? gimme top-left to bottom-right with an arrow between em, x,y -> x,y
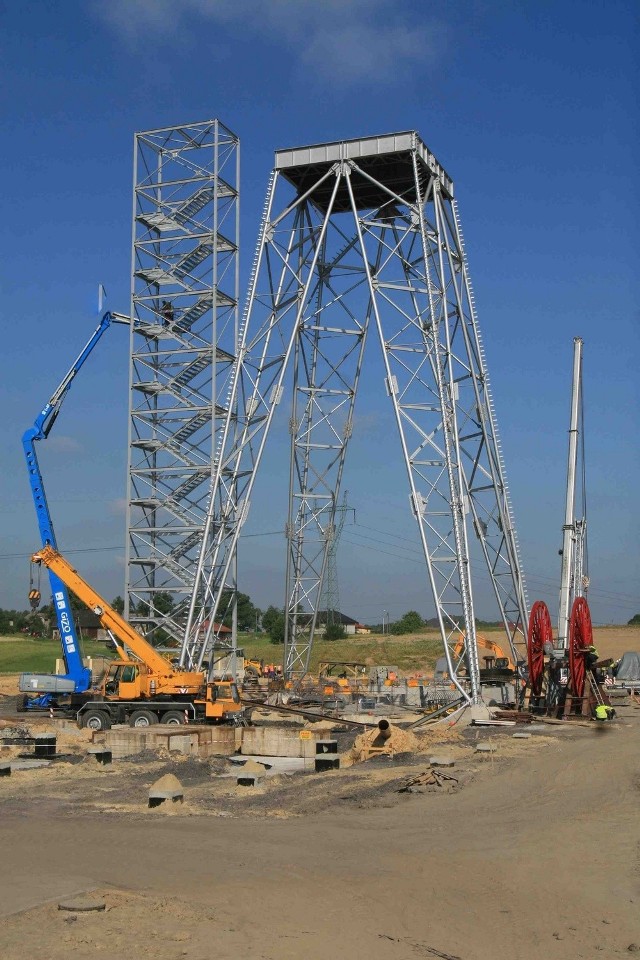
527,600 -> 552,697
569,596 -> 593,698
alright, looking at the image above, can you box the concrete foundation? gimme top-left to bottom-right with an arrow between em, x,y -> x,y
94,724 -> 237,759
240,727 -> 321,758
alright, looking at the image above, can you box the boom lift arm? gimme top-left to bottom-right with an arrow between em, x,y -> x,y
22,311 -> 130,695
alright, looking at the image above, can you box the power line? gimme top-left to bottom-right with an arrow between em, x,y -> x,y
0,529 -> 284,562
351,520 -> 638,604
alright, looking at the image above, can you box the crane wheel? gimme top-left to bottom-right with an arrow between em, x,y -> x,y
129,709 -> 159,728
160,710 -> 185,725
82,709 -> 112,731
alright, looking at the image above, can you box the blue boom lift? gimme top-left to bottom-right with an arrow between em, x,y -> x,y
20,310 -> 130,708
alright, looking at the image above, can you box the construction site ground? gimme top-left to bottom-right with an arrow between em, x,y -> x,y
1,626 -> 638,959
0,702 -> 638,959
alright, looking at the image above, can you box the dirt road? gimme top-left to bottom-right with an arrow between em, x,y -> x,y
0,711 -> 638,960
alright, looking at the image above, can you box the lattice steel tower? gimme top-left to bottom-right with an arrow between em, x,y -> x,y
179,132 -> 528,704
125,120 -> 239,644
319,490 -> 354,626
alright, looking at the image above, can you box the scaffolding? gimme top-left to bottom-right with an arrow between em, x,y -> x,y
125,119 -> 239,646
178,131 -> 528,702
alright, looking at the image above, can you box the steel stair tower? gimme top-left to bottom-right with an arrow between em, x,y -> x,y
125,119 -> 239,645
178,132 -> 528,703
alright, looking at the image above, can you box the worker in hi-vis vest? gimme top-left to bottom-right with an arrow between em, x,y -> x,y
595,704 -> 616,721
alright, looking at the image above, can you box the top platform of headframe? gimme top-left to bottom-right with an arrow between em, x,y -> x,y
275,131 -> 454,213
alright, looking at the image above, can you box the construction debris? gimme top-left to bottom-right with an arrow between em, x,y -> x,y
494,710 -> 534,724
398,769 -> 459,793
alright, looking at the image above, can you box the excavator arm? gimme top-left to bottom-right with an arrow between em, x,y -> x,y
452,634 -> 515,672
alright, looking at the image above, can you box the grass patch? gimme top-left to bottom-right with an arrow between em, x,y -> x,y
237,630 -> 447,674
0,627 -> 519,677
0,638 -> 112,674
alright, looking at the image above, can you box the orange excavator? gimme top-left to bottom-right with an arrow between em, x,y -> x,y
452,634 -> 515,674
31,546 -> 243,729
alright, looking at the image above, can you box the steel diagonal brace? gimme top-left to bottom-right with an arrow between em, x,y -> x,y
344,169 -> 473,703
181,172 -> 343,671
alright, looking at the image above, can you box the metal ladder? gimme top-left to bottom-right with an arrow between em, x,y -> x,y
587,670 -> 607,708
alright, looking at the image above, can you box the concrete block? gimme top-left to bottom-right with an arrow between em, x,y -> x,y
468,703 -> 492,723
9,759 -> 51,770
315,756 -> 340,772
315,739 -> 338,754
512,732 -> 531,739
87,746 -> 112,764
240,726 -> 319,758
168,734 -> 193,754
102,731 -> 147,759
429,755 -> 455,768
475,743 -> 497,753
33,736 -> 56,758
237,759 -> 267,787
59,897 -> 106,913
149,773 -> 184,808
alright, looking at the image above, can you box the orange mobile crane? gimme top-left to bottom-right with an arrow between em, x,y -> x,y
31,546 -> 243,730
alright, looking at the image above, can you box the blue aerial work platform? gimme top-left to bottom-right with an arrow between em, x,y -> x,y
20,310 -> 130,707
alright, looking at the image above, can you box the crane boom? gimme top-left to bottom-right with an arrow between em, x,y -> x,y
22,310 -> 130,693
31,546 -> 204,691
557,337 -> 583,650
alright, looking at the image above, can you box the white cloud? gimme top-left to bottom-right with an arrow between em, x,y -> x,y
45,435 -> 82,453
108,497 -> 128,516
94,0 -> 445,84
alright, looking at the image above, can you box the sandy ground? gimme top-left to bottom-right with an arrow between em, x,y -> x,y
0,702 -> 639,960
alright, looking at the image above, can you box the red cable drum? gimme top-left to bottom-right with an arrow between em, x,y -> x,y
527,600 -> 552,696
568,596 -> 593,698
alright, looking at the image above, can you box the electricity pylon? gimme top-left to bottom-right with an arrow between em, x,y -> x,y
179,131 -> 528,704
320,490 -> 354,626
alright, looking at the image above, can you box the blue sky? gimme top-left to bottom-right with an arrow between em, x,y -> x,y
0,0 -> 637,625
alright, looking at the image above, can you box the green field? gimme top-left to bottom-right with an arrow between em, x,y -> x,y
0,638 -> 112,674
0,631 -> 444,676
2,625 -> 636,678
236,630 -> 445,674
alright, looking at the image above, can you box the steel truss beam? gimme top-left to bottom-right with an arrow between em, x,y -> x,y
179,133 -> 528,703
125,120 -> 239,647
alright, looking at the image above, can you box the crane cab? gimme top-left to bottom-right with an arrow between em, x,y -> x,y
102,661 -> 144,699
203,680 -> 242,719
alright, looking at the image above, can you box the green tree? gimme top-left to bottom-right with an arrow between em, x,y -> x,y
0,609 -> 29,635
628,613 -> 640,626
219,589 -> 260,632
324,623 -> 346,641
261,606 -> 285,644
111,596 -> 124,614
135,592 -> 174,618
391,610 -> 424,635
262,605 -> 282,633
